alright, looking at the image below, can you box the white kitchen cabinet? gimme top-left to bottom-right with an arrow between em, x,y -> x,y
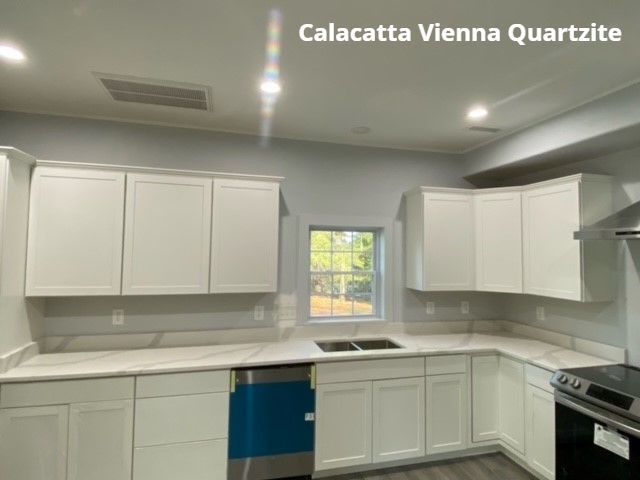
471,355 -> 500,443
426,373 -> 468,454
315,381 -> 372,471
522,174 -> 613,301
405,188 -> 475,291
475,189 -> 523,293
133,439 -> 227,480
122,174 -> 212,295
372,377 -> 425,462
526,381 -> 555,479
210,179 -> 279,293
25,167 -> 125,296
67,400 -> 133,480
499,356 -> 525,455
0,405 -> 69,480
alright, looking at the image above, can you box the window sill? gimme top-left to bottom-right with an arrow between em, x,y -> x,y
306,316 -> 388,325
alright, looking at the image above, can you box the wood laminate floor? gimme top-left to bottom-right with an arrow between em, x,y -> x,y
322,453 -> 536,480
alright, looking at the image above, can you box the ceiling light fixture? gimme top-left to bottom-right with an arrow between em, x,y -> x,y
467,106 -> 488,120
260,80 -> 281,94
0,44 -> 25,62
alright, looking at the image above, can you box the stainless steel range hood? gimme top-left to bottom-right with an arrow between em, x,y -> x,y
574,201 -> 640,240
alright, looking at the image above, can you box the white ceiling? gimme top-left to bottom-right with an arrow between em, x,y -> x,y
1,0 -> 640,153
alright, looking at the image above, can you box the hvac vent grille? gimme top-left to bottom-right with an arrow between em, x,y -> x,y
95,73 -> 212,111
469,126 -> 501,133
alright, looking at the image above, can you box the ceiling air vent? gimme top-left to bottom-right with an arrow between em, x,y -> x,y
469,126 -> 501,133
94,73 -> 212,111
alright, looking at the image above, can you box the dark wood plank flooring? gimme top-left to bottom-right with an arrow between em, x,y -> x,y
322,453 -> 536,480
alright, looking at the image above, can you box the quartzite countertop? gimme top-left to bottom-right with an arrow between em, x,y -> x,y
0,333 -> 614,383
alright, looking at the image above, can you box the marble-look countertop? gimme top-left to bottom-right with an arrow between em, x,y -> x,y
0,333 -> 614,383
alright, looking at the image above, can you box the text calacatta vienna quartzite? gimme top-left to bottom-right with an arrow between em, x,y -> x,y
298,22 -> 622,46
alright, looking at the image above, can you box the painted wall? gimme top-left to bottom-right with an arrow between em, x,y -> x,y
0,111 -> 502,337
495,146 -> 640,364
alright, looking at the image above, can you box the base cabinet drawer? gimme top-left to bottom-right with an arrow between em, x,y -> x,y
134,392 -> 228,446
133,439 -> 227,480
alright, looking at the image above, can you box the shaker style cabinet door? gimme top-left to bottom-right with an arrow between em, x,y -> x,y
475,190 -> 523,293
426,373 -> 468,455
471,355 -> 500,443
122,174 -> 212,295
210,179 -> 279,293
0,405 -> 69,480
25,167 -> 125,296
315,381 -> 372,471
372,377 -> 425,462
67,400 -> 134,480
526,384 -> 555,480
498,356 -> 525,454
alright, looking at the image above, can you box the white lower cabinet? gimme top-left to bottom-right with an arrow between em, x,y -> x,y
315,381 -> 372,470
526,380 -> 556,480
0,405 -> 69,480
426,373 -> 467,454
67,400 -> 133,480
133,439 -> 227,480
498,356 -> 526,455
471,355 -> 500,443
372,377 -> 426,462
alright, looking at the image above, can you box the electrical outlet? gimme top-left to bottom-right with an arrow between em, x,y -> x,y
536,306 -> 546,321
254,305 -> 265,321
426,302 -> 435,315
112,309 -> 125,326
461,301 -> 470,315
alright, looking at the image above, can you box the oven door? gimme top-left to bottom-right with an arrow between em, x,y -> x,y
556,391 -> 640,479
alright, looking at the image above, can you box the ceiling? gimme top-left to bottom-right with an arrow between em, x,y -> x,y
1,0 -> 640,153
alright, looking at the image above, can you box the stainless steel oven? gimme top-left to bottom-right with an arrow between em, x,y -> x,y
552,365 -> 640,480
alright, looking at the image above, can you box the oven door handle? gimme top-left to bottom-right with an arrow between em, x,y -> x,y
555,391 -> 640,438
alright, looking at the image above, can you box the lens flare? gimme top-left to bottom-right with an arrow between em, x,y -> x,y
260,9 -> 283,145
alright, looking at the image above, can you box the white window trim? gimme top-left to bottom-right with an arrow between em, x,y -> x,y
297,214 -> 394,324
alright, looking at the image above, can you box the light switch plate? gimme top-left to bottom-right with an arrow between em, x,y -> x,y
426,302 -> 435,315
461,301 -> 470,315
254,305 -> 265,321
112,309 -> 124,326
536,306 -> 546,321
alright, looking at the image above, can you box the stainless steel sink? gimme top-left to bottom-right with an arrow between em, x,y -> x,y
315,339 -> 403,352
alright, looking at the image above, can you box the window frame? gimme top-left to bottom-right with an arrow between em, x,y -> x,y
297,214 -> 394,324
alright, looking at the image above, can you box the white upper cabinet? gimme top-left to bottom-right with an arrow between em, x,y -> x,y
210,179 -> 279,293
405,188 -> 475,291
26,167 -> 125,296
475,189 -> 523,293
522,174 -> 613,301
122,174 -> 212,295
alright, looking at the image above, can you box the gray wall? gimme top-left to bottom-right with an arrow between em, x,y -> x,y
495,146 -> 640,363
0,111 -> 503,337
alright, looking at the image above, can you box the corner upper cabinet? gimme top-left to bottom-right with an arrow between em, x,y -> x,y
522,174 -> 614,301
122,174 -> 212,295
474,189 -> 523,293
26,167 -> 125,296
405,188 -> 474,291
210,179 -> 280,293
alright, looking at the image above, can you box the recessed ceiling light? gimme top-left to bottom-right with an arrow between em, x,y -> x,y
260,80 -> 281,94
0,44 -> 25,62
351,126 -> 371,135
467,106 -> 488,120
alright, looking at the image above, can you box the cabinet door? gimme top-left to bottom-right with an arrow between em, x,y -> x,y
315,381 -> 372,471
68,400 -> 133,480
499,356 -> 525,454
372,377 -> 425,462
25,167 -> 125,296
423,191 -> 474,290
210,179 -> 279,293
475,191 -> 523,293
526,385 -> 555,480
122,174 -> 212,295
471,355 -> 500,443
426,374 -> 467,454
0,405 -> 69,480
523,180 -> 582,300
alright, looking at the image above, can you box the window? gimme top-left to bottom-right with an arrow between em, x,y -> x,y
309,229 -> 378,318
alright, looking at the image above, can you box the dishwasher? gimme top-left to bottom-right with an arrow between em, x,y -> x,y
228,364 -> 315,480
